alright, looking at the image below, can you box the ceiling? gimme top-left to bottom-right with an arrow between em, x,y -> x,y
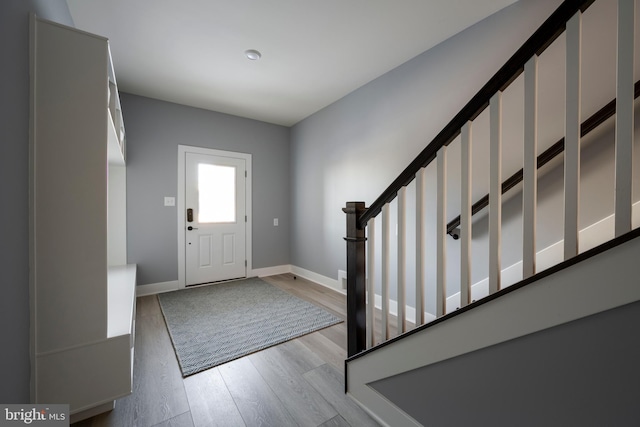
66,0 -> 518,126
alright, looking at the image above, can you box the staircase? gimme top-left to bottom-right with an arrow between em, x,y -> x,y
343,1 -> 639,425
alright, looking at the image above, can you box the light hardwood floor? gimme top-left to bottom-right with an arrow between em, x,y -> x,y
73,274 -> 380,427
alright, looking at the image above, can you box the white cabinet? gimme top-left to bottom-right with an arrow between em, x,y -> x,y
29,16 -> 136,422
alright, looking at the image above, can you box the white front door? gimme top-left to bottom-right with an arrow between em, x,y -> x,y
185,152 -> 247,285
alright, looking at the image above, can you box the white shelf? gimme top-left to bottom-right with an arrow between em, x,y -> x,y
107,111 -> 124,165
107,264 -> 137,338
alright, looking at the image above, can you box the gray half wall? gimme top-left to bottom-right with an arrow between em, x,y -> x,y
371,300 -> 640,426
120,93 -> 291,286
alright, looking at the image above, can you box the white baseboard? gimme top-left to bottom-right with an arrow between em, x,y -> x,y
251,265 -> 292,277
136,280 -> 179,297
137,265 -> 292,297
444,200 -> 640,313
286,266 -> 438,325
136,265 -> 316,297
291,265 -> 346,295
374,294 -> 436,326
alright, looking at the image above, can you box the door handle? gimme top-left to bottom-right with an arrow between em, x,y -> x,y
187,226 -> 199,231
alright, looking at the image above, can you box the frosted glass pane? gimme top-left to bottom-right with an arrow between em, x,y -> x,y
198,164 -> 236,223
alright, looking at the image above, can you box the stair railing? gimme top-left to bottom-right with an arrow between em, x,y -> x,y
344,0 -> 636,357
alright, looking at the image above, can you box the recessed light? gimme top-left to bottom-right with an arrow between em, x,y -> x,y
245,49 -> 262,60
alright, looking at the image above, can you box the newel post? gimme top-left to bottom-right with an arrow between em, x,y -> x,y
343,201 -> 367,357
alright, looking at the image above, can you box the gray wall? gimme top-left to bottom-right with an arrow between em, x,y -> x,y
371,300 -> 640,426
0,0 -> 74,403
290,0 -> 563,295
120,93 -> 291,285
290,0 -> 640,314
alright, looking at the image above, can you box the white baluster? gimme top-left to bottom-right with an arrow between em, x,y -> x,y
460,122 -> 472,308
415,168 -> 426,327
564,11 -> 582,259
523,56 -> 538,279
366,217 -> 376,348
615,0 -> 635,237
381,203 -> 391,341
437,147 -> 447,317
489,92 -> 502,294
397,186 -> 407,334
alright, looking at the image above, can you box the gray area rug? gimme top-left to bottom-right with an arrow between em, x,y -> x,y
158,277 -> 342,377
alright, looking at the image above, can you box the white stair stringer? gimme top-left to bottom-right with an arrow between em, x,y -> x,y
346,232 -> 640,427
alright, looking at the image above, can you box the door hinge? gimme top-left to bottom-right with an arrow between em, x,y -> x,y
245,170 -> 247,178
245,260 -> 247,267
245,215 -> 247,222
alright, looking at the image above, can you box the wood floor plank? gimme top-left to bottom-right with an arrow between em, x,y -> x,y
319,414 -> 353,427
250,345 -> 338,425
130,310 -> 191,427
298,330 -> 347,376
151,411 -> 194,427
319,324 -> 348,350
273,339 -> 326,375
218,357 -> 297,427
304,364 -> 380,427
137,294 -> 162,318
184,368 -> 246,427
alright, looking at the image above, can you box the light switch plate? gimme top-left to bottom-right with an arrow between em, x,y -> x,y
273,218 -> 279,226
164,197 -> 175,207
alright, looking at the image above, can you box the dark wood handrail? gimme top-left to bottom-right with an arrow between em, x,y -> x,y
446,79 -> 640,236
358,0 -> 595,230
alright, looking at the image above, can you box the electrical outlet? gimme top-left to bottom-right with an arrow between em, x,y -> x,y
164,197 -> 175,207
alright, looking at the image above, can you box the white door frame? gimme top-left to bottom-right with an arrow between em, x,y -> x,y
178,145 -> 252,288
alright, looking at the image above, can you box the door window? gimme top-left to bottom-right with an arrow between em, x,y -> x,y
198,163 -> 236,223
